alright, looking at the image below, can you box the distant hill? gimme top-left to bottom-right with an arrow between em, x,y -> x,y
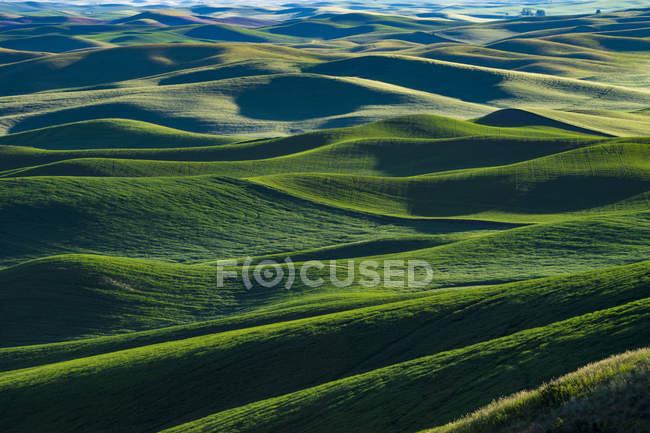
0,34 -> 110,53
0,46 -> 45,63
111,11 -> 215,26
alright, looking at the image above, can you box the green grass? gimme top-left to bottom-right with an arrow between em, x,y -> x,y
158,299 -> 650,433
2,208 -> 649,345
411,43 -> 621,80
0,262 -> 648,432
487,38 -> 615,61
426,347 -> 650,433
182,24 -> 301,44
0,34 -> 111,53
0,174 -> 508,267
544,33 -> 650,52
254,140 -> 650,222
0,285 -> 431,370
0,43 -> 229,95
306,54 -> 650,110
0,71 -> 492,136
0,46 -> 46,64
0,113 -> 604,176
0,118 -> 243,150
156,58 -> 305,86
521,108 -> 650,137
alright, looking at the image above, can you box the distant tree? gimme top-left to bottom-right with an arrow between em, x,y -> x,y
521,7 -> 534,16
596,9 -> 602,14
536,9 -> 546,16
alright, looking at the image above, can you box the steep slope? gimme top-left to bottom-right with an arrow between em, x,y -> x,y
427,348 -> 650,433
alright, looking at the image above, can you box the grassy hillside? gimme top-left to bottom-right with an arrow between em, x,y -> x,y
1,135 -> 599,179
0,72 -> 492,136
255,140 -> 650,221
0,118 -> 243,150
411,43 -> 616,79
521,108 -> 650,136
544,33 -> 650,52
182,24 -> 298,43
0,46 -> 46,64
157,299 -> 650,433
427,347 -> 650,433
307,54 -> 650,110
487,38 -> 615,60
0,34 -> 110,53
0,262 -> 648,432
0,174 -> 510,267
0,43 -> 229,95
0,114 -> 604,175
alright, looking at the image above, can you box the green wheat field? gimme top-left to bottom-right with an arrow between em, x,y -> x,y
0,0 -> 649,432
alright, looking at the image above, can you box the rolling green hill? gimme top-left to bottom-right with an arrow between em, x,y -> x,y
306,54 -> 650,110
544,33 -> 650,52
182,24 -> 297,43
110,11 -> 214,26
0,43 -> 229,95
0,118 -> 243,150
157,299 -> 650,433
254,140 -> 650,222
0,34 -> 110,53
2,262 -> 648,432
0,72 -> 492,136
478,109 -> 650,137
0,46 -> 46,64
0,174 -> 511,267
0,113 -> 603,175
427,347 -> 650,433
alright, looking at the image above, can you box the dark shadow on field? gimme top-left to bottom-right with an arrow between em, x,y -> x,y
9,102 -> 212,133
2,24 -> 131,36
370,136 -> 594,177
317,115 -> 376,129
0,176 -> 521,268
236,75 -> 404,120
267,22 -> 376,39
185,25 -> 267,42
0,34 -> 101,53
306,56 -> 506,103
406,175 -> 649,216
159,62 -> 287,86
476,108 -> 609,136
383,31 -> 458,45
0,44 -> 226,96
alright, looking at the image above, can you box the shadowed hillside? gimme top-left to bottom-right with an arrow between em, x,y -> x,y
426,348 -> 650,433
